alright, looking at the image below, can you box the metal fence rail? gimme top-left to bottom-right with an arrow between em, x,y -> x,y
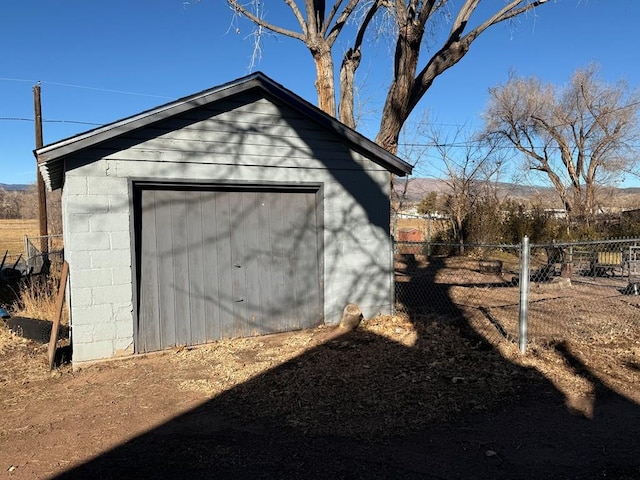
394,237 -> 640,352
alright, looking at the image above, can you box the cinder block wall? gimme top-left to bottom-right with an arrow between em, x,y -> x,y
62,171 -> 134,362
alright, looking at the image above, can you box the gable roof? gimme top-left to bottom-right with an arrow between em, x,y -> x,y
35,72 -> 413,191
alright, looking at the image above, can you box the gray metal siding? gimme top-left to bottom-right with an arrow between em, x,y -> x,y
135,185 -> 322,353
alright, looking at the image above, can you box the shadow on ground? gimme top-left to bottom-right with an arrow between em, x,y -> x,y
54,257 -> 640,480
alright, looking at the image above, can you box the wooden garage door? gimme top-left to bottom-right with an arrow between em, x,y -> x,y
134,185 -> 322,353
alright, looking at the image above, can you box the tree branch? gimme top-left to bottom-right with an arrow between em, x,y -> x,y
227,0 -> 306,40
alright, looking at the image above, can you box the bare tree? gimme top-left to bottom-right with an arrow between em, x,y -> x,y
390,109 -> 432,224
19,185 -> 39,220
0,189 -> 21,219
226,0 -> 550,154
428,127 -> 504,252
484,64 -> 640,220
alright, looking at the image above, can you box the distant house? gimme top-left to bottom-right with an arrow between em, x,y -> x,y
543,208 -> 568,220
397,206 -> 419,217
35,72 -> 413,364
396,228 -> 423,242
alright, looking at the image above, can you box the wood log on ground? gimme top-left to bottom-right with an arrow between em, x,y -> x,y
339,303 -> 363,331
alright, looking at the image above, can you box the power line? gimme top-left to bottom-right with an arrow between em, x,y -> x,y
0,117 -> 102,126
41,81 -> 175,100
42,119 -> 102,125
400,139 -> 640,151
0,77 -> 35,83
1,116 -> 638,151
0,77 -> 175,100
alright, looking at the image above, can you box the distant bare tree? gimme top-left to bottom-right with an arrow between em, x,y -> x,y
428,127 -> 504,252
19,185 -> 39,220
0,189 -> 21,219
390,109 -> 433,222
484,65 -> 640,220
0,186 -> 60,231
46,190 -> 63,235
226,0 -> 551,154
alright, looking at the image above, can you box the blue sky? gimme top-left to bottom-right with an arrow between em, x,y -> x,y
1,0 -> 639,186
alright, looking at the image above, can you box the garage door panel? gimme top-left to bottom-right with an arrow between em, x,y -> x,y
136,185 -> 322,353
266,193 -> 287,332
256,193 -> 275,333
186,192 -> 206,345
215,191 -> 235,339
298,191 -> 323,328
280,193 -> 301,331
228,191 -> 247,338
139,190 -> 161,353
296,192 -> 322,327
201,192 -> 221,342
261,193 -> 286,333
154,190 -> 177,350
242,192 -> 263,336
171,190 -> 191,347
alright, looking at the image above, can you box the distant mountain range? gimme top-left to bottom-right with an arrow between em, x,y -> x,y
0,183 -> 30,191
393,178 -> 555,203
3,179 -> 640,207
394,177 -> 640,205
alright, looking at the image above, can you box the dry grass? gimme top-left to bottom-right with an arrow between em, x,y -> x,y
0,219 -> 38,256
1,218 -> 66,321
0,305 -> 638,442
10,274 -> 68,324
0,320 -> 16,353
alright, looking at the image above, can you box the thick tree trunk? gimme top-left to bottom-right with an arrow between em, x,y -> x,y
572,188 -> 584,218
374,22 -> 422,155
337,0 -> 380,128
375,31 -> 473,155
338,47 -> 360,128
584,177 -> 597,216
375,104 -> 405,155
311,46 -> 336,117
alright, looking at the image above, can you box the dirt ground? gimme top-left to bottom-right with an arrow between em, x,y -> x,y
1,304 -> 640,480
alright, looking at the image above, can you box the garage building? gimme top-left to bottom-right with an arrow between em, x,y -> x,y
36,72 -> 413,364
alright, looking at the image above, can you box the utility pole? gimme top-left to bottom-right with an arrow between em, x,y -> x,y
34,82 -> 49,253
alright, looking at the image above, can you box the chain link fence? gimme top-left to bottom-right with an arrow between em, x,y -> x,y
1,235 -> 64,300
24,234 -> 64,276
394,237 -> 640,352
523,238 -> 640,350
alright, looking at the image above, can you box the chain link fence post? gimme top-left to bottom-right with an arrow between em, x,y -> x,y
518,235 -> 530,354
